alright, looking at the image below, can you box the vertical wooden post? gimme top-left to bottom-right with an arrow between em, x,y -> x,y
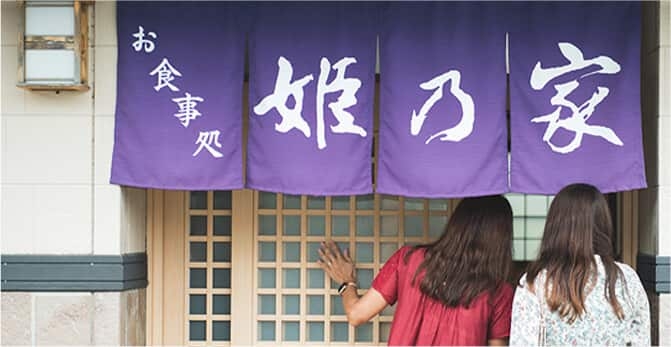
231,189 -> 254,344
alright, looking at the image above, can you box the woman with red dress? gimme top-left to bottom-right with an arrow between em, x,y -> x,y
318,195 -> 515,346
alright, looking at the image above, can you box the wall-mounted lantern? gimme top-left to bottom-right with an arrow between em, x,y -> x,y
17,0 -> 89,91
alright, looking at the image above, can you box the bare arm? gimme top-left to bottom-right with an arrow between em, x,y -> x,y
340,285 -> 388,326
488,338 -> 508,346
318,240 -> 389,326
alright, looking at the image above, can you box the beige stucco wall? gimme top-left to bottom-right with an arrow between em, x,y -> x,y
1,1 -> 144,256
1,2 -> 146,345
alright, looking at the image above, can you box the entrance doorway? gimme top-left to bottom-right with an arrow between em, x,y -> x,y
146,189 -> 637,345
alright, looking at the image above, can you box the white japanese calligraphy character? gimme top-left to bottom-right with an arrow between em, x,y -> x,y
410,70 -> 474,144
253,56 -> 313,138
316,57 -> 367,149
530,42 -> 623,154
172,92 -> 204,127
193,130 -> 223,158
131,25 -> 157,53
149,58 -> 182,92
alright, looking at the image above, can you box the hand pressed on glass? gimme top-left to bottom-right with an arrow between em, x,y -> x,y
317,240 -> 356,284
316,240 -> 388,327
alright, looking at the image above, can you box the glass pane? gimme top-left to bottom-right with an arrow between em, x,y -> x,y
380,322 -> 392,343
307,196 -> 326,209
307,295 -> 324,315
283,269 -> 300,288
525,195 -> 548,216
190,242 -> 207,262
308,216 -> 325,236
357,269 -> 374,289
283,194 -> 301,209
212,321 -> 230,341
25,6 -> 74,36
381,195 -> 399,210
189,321 -> 206,341
429,216 -> 447,238
332,216 -> 350,236
258,269 -> 276,288
258,321 -> 275,341
332,196 -> 350,210
356,194 -> 374,210
526,240 -> 542,260
189,268 -> 206,288
283,295 -> 300,315
336,242 -> 349,257
190,216 -> 207,236
331,322 -> 349,342
283,321 -> 300,341
404,215 -> 423,237
190,191 -> 207,210
381,216 -> 399,236
356,269 -> 373,289
213,191 -> 232,210
213,242 -> 231,262
189,294 -> 206,315
307,242 -> 321,262
283,242 -> 301,262
513,217 -> 525,239
213,295 -> 230,315
259,242 -> 276,262
331,295 -> 345,315
283,215 -> 301,236
213,216 -> 232,236
355,216 -> 374,236
356,242 -> 373,263
404,198 -> 424,210
381,304 -> 395,316
307,269 -> 325,288
506,194 -> 525,216
259,191 -> 277,209
25,49 -> 75,81
258,295 -> 275,315
213,269 -> 231,288
429,199 -> 449,211
513,240 -> 525,261
355,322 -> 373,342
259,215 -> 277,236
526,217 -> 546,239
308,322 -> 324,342
380,243 -> 398,262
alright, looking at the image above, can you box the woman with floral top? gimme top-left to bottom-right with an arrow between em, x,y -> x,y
510,183 -> 651,346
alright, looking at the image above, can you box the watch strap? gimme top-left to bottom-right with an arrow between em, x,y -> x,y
337,281 -> 358,295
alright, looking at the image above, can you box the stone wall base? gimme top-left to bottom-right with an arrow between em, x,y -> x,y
1,289 -> 145,346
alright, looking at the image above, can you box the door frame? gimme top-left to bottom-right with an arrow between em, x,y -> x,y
146,189 -> 255,346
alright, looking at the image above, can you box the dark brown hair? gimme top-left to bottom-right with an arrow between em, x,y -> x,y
526,183 -> 624,323
406,195 -> 513,307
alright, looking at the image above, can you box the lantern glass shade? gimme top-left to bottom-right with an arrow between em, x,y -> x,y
25,49 -> 77,83
25,5 -> 75,36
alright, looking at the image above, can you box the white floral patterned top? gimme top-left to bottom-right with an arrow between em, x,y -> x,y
510,256 -> 651,346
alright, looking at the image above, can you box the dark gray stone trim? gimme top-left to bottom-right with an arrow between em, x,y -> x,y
1,253 -> 147,292
637,253 -> 671,294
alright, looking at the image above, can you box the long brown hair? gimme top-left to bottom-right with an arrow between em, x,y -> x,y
526,183 -> 624,323
406,195 -> 513,307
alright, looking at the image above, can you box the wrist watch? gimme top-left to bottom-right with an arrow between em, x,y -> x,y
337,281 -> 358,295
